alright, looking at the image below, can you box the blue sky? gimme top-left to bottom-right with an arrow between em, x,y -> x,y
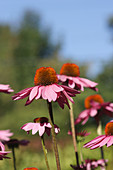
0,1 -> 113,76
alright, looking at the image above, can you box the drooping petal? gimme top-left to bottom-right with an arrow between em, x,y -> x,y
107,136 -> 113,147
54,124 -> 60,134
44,85 -> 57,102
68,79 -> 75,88
99,136 -> 111,147
35,86 -> 44,100
45,128 -> 51,136
38,125 -> 45,136
82,116 -> 89,125
72,77 -> 84,91
0,142 -> 5,151
51,84 -> 63,92
84,135 -> 106,148
21,123 -> 36,132
32,124 -> 40,135
62,90 -> 74,104
105,104 -> 113,112
89,108 -> 98,117
29,86 -> 38,101
78,77 -> 98,88
57,74 -> 67,82
79,109 -> 90,119
90,142 -> 103,149
41,86 -> 48,100
61,84 -> 80,95
12,87 -> 33,100
45,123 -> 52,128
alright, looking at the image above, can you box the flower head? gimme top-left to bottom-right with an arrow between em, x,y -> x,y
0,141 -> 11,160
21,117 -> 60,136
0,84 -> 14,93
0,130 -> 13,142
57,63 -> 98,91
84,120 -> 113,149
34,67 -> 58,86
75,94 -> 113,125
12,67 -> 80,109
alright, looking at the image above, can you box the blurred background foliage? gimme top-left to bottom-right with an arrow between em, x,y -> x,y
0,10 -> 113,142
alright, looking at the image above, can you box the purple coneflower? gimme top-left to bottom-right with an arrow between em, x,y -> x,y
84,120 -> 113,149
21,117 -> 60,136
12,67 -> 80,109
75,94 -> 113,125
57,63 -> 98,91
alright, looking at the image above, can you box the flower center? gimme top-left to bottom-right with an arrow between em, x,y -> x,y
85,94 -> 104,109
60,63 -> 80,77
34,117 -> 48,123
105,121 -> 113,135
34,67 -> 58,86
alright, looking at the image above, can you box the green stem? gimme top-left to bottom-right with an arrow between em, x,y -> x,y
47,101 -> 61,170
41,136 -> 50,170
78,141 -> 84,164
12,147 -> 17,170
69,101 -> 79,167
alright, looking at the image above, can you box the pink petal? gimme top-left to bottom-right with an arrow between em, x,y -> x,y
82,116 -> 89,125
75,118 -> 82,125
90,143 -> 103,149
54,124 -> 60,134
89,108 -> 97,117
32,124 -> 40,135
29,86 -> 38,101
68,79 -> 75,88
84,135 -> 106,147
55,127 -> 60,134
35,86 -> 44,99
72,77 -> 84,91
41,86 -> 48,100
21,123 -> 35,131
0,142 -> 5,151
99,136 -> 111,147
86,163 -> 91,170
51,84 -> 63,92
109,103 -> 113,107
61,84 -> 80,94
38,126 -> 45,136
57,74 -> 67,82
12,87 -> 32,100
105,106 -> 113,112
63,90 -> 74,104
45,123 -> 52,128
79,109 -> 89,119
78,77 -> 98,87
44,85 -> 57,102
107,136 -> 113,147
